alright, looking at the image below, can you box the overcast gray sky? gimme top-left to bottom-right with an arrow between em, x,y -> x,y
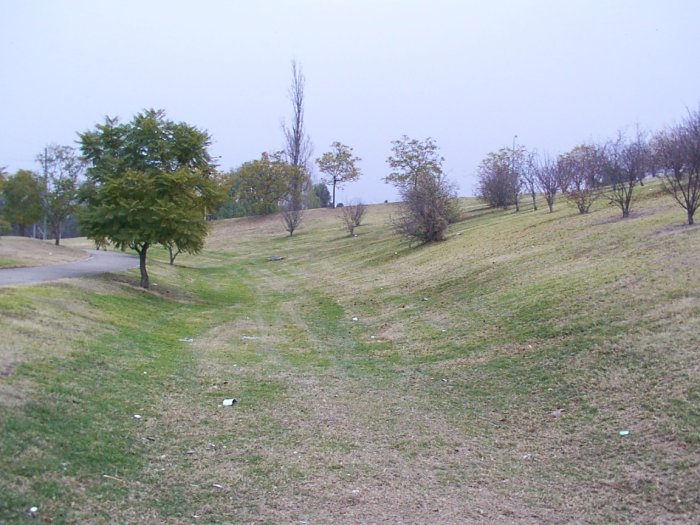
2,0 -> 699,203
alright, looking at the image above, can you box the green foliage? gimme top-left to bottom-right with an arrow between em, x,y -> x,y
2,169 -> 44,235
311,182 -> 331,208
315,142 -> 361,207
228,151 -> 300,216
78,109 -> 221,287
385,135 -> 443,189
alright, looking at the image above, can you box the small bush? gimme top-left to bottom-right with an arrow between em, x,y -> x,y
394,173 -> 458,244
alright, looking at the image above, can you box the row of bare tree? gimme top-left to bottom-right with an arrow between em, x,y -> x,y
477,107 -> 700,224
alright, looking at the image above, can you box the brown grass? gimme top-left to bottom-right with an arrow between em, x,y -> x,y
0,236 -> 89,267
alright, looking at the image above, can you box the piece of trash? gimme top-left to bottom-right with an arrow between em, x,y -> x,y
619,430 -> 630,436
211,483 -> 223,490
186,450 -> 195,455
267,256 -> 286,262
222,398 -> 237,407
241,336 -> 259,340
352,317 -> 358,321
133,414 -> 142,420
423,297 -> 429,301
370,335 -> 375,339
522,454 -> 531,460
178,337 -> 194,343
102,474 -> 127,484
27,506 -> 38,518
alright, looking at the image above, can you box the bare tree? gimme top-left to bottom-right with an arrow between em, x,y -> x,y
520,151 -> 538,211
282,60 -> 312,209
533,153 -> 560,213
558,143 -> 604,214
339,201 -> 367,236
604,130 -> 650,218
654,108 -> 700,225
36,144 -> 85,245
394,172 -> 458,244
280,197 -> 304,236
476,146 -> 523,209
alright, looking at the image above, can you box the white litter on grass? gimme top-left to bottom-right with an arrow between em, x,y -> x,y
211,483 -> 223,490
241,336 -> 260,340
178,337 -> 194,343
352,317 -> 358,321
619,430 -> 630,436
133,414 -> 142,420
222,398 -> 236,407
28,506 -> 38,517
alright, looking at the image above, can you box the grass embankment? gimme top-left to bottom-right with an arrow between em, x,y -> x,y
1,186 -> 698,524
0,237 -> 89,268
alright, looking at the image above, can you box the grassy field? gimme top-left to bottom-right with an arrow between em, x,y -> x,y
1,186 -> 698,524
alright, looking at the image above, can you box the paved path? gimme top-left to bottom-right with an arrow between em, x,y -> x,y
0,250 -> 139,286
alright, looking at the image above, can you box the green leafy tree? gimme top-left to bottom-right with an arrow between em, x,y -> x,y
385,136 -> 443,189
311,182 -> 331,208
0,168 -> 10,235
3,169 -> 44,236
78,109 -> 221,288
37,145 -> 85,245
229,152 -> 298,216
315,142 -> 361,208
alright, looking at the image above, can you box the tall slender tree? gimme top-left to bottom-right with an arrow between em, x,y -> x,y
282,61 -> 312,210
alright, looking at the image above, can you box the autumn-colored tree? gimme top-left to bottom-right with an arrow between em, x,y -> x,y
316,142 -> 361,208
229,152 -> 300,216
385,136 -> 443,189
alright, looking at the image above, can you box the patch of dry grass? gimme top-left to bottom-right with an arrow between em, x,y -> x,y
0,236 -> 89,268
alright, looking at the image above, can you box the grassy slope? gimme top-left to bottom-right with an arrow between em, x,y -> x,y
0,186 -> 698,524
0,237 -> 89,268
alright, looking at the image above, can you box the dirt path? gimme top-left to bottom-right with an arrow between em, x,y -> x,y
0,250 -> 139,285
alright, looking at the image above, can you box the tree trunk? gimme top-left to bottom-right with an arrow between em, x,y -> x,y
689,208 -> 695,225
54,222 -> 61,246
531,192 -> 537,211
137,243 -> 150,288
332,181 -> 336,208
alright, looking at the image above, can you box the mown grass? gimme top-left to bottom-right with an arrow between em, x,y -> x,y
1,184 -> 699,523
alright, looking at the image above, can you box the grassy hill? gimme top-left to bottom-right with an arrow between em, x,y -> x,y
0,186 -> 698,523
